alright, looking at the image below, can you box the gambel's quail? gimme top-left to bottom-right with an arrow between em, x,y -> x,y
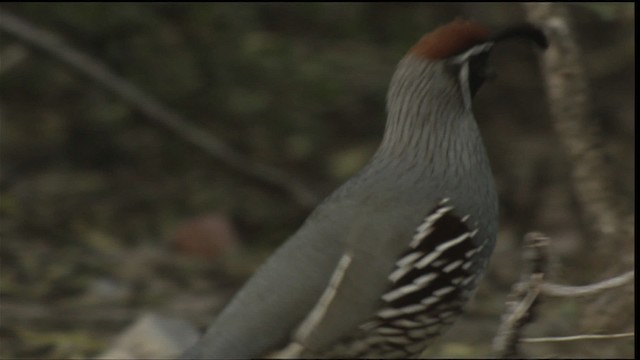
182,20 -> 547,359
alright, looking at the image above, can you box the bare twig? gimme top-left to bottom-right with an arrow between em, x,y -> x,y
494,232 -> 634,357
541,270 -> 634,297
0,8 -> 319,209
523,1 -> 634,334
493,232 -> 550,358
522,332 -> 634,343
522,2 -> 631,260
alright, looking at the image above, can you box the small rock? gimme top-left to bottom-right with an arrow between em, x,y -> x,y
97,312 -> 200,359
171,213 -> 239,261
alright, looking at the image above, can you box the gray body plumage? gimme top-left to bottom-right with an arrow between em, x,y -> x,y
182,54 -> 499,359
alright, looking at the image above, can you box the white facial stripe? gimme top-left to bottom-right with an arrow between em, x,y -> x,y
459,62 -> 472,109
452,42 -> 493,110
451,42 -> 493,65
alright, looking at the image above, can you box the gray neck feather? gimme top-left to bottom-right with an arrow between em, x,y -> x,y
370,55 -> 488,186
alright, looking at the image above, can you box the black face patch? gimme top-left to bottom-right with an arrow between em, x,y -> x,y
445,43 -> 494,102
466,50 -> 492,97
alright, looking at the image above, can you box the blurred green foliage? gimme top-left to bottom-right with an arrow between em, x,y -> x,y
0,3 -> 476,248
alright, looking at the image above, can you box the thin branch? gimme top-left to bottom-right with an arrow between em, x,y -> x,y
541,270 -> 634,297
494,232 -> 634,357
523,2 -> 630,256
523,2 -> 634,333
0,8 -> 319,209
493,232 -> 550,358
522,332 -> 635,343
496,273 -> 544,347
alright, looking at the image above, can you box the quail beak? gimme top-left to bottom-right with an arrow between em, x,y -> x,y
491,24 -> 548,49
480,25 -> 547,85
